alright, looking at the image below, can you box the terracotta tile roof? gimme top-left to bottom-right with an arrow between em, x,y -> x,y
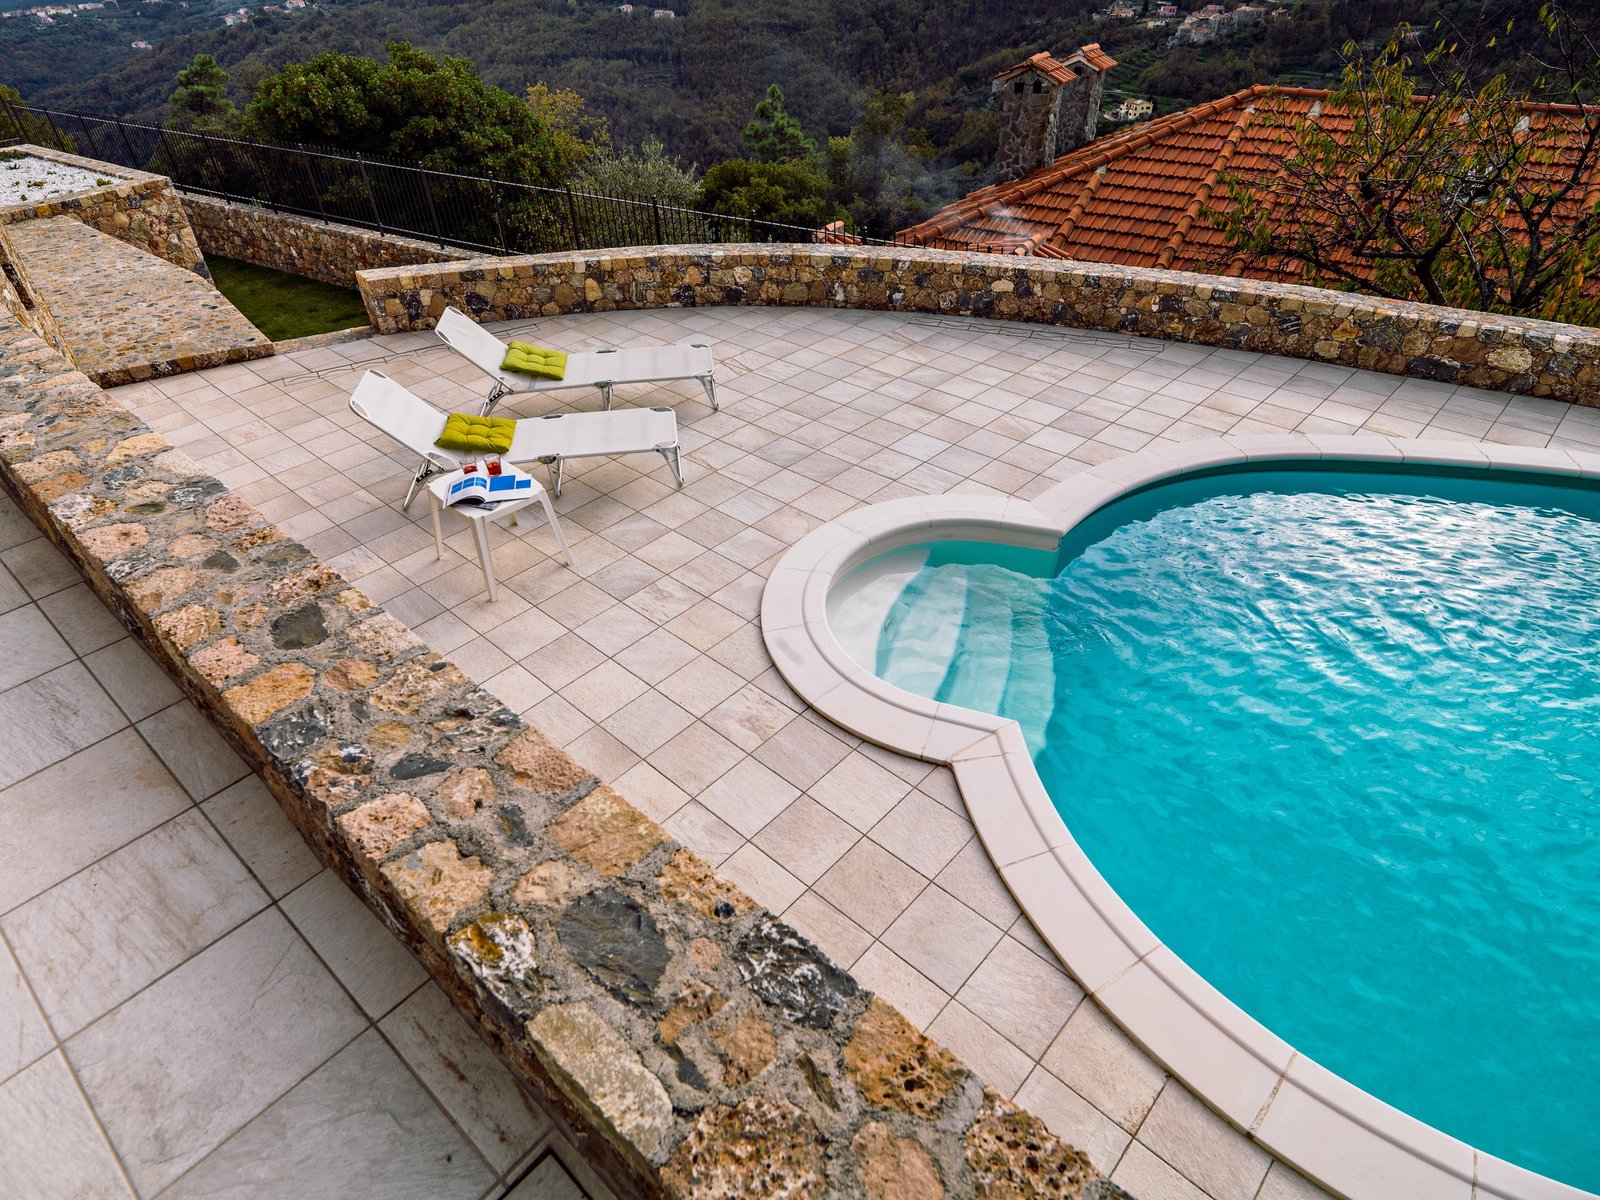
993,51 -> 1078,88
899,85 -> 1600,277
1067,43 -> 1118,72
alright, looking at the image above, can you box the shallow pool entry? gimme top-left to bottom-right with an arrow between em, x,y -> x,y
836,466 -> 1600,1191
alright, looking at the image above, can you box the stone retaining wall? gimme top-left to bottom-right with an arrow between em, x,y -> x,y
0,144 -> 207,276
0,221 -> 70,360
0,302 -> 1120,1200
183,194 -> 481,288
357,245 -> 1600,405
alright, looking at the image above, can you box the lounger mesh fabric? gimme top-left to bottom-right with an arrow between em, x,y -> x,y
434,412 -> 517,455
500,343 -> 568,380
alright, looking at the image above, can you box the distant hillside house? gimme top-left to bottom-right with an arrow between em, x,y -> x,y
1108,96 -> 1154,123
898,84 -> 1600,280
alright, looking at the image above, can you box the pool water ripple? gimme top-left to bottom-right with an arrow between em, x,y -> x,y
854,468 -> 1600,1191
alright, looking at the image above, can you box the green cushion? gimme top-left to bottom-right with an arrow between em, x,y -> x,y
435,412 -> 516,455
500,342 -> 568,380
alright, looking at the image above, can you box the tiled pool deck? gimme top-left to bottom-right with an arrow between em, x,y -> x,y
0,493 -> 606,1198
85,305 -> 1600,1200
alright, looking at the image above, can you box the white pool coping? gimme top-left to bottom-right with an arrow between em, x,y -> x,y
761,433 -> 1600,1200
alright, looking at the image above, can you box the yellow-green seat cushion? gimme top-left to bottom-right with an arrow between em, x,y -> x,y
435,412 -> 516,455
501,342 -> 568,380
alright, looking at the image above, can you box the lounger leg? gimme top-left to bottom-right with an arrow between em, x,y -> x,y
537,493 -> 574,565
481,381 -> 510,417
600,383 -> 614,412
659,445 -> 684,488
550,456 -> 565,498
470,519 -> 497,602
701,374 -> 718,412
402,457 -> 438,512
429,492 -> 444,559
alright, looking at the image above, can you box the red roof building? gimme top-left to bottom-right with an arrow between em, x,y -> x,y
900,85 -> 1600,282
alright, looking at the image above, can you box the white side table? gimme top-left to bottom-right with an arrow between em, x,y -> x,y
426,467 -> 572,601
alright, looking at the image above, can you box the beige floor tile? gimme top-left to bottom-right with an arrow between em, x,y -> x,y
0,538 -> 82,600
1042,1000 -> 1168,1134
0,940 -> 50,1085
1014,1066 -> 1134,1175
1135,1083 -> 1272,1200
137,700 -> 251,802
881,885 -> 1004,994
381,983 -> 552,1175
1256,1161 -> 1337,1200
781,891 -> 874,970
814,840 -> 928,936
808,751 -> 914,832
933,838 -> 1023,931
610,761 -> 691,824
661,801 -> 745,866
954,936 -> 1083,1059
35,583 -> 128,654
1111,1140 -> 1212,1200
646,722 -> 745,795
698,756 -> 799,838
507,1153 -> 588,1200
67,910 -> 365,1196
928,999 -> 1036,1096
201,775 -> 321,899
5,810 -> 267,1036
280,870 -> 427,1018
0,663 -> 126,790
160,1030 -> 495,1200
718,843 -> 806,913
868,790 -> 972,877
600,690 -> 695,755
0,729 -> 191,914
847,943 -> 949,1029
753,797 -> 860,885
751,715 -> 853,791
0,1052 -> 133,1200
0,606 -> 73,691
83,637 -> 183,721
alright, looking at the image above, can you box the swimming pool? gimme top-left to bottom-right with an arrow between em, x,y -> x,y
828,464 -> 1600,1194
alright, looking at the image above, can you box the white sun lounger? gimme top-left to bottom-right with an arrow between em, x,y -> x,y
349,370 -> 683,508
434,306 -> 718,415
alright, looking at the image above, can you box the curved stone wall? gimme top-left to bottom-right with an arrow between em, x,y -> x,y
357,244 -> 1600,405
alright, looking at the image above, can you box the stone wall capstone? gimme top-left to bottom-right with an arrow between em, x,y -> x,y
0,144 -> 207,276
183,194 -> 482,289
0,301 -> 1126,1200
355,244 -> 1600,406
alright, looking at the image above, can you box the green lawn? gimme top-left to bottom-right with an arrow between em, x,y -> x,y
205,255 -> 370,342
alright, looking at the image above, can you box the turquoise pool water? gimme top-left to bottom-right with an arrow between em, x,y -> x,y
845,466 -> 1600,1191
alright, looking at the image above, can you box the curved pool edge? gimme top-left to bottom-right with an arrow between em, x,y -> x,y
760,433 -> 1600,1200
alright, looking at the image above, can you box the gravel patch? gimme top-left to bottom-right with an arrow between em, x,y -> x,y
0,154 -> 121,207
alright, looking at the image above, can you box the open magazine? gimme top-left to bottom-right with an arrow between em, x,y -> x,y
443,464 -> 536,512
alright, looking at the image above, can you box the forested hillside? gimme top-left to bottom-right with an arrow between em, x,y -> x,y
1,0 -> 1575,181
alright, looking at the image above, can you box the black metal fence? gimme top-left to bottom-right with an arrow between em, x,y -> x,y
0,99 -> 913,255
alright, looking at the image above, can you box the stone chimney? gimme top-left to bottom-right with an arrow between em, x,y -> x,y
992,45 -> 1118,183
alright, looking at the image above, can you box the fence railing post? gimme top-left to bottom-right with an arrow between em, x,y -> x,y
41,108 -> 66,152
564,186 -> 582,251
491,182 -> 509,251
75,114 -> 102,161
419,170 -> 444,245
356,158 -> 383,231
112,116 -> 138,168
300,149 -> 328,219
0,96 -> 21,142
651,196 -> 663,245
